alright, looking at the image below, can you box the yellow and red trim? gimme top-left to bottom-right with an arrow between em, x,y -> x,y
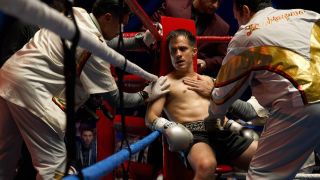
215,20 -> 320,105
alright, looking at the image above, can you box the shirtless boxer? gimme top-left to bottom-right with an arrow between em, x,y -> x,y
145,29 -> 257,180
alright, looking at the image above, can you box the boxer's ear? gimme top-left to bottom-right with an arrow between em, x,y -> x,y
192,47 -> 198,57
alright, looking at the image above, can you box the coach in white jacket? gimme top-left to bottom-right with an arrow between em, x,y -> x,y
206,0 -> 320,179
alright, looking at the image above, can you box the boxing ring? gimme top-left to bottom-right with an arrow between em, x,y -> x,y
1,0 -> 320,179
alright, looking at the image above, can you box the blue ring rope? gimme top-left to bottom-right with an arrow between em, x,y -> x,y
63,131 -> 160,180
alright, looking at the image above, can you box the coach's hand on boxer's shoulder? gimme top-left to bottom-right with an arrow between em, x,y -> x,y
142,76 -> 170,102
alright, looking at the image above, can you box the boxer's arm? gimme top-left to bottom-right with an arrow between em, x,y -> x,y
145,94 -> 193,152
145,95 -> 167,128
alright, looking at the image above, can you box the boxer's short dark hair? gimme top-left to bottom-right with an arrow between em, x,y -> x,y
166,29 -> 196,47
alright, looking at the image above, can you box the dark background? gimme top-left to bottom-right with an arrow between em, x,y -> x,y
1,0 -> 319,36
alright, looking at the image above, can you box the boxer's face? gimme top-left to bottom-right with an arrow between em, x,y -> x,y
169,35 -> 197,71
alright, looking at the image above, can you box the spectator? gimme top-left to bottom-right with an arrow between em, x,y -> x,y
75,126 -> 97,169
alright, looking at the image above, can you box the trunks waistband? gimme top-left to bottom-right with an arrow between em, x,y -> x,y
183,121 -> 206,132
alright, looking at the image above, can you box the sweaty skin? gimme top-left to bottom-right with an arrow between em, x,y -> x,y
146,35 -> 214,124
146,32 -> 257,180
164,73 -> 213,124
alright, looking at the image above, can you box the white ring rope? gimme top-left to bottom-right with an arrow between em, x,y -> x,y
0,0 -> 157,81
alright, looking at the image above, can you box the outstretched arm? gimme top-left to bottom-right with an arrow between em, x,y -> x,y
100,76 -> 170,108
107,34 -> 145,50
183,75 -> 265,121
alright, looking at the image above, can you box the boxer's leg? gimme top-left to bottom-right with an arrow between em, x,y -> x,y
188,142 -> 217,180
